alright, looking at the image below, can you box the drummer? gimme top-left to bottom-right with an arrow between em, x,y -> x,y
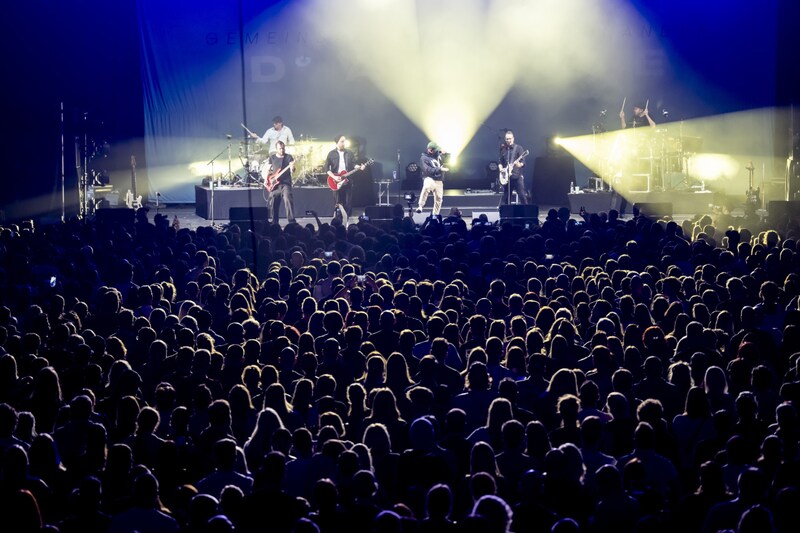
251,115 -> 295,154
620,103 -> 656,129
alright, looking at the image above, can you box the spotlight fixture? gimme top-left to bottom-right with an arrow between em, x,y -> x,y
402,161 -> 422,191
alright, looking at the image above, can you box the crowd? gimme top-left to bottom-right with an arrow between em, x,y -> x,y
0,205 -> 799,533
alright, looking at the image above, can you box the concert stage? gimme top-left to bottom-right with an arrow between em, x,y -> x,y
194,185 -> 506,220
194,184 -> 722,222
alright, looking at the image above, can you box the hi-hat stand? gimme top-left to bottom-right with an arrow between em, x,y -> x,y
221,134 -> 239,183
207,145 -> 228,226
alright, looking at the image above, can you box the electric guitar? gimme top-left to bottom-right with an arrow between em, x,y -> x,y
125,156 -> 142,209
498,149 -> 529,186
264,162 -> 293,191
327,159 -> 374,191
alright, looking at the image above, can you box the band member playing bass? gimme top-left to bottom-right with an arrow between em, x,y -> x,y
499,130 -> 529,205
325,135 -> 364,219
251,115 -> 295,154
266,141 -> 296,225
416,141 -> 448,216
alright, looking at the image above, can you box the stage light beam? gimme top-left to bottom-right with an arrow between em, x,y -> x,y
554,107 -> 784,198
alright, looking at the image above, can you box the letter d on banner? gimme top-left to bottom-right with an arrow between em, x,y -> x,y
251,56 -> 285,83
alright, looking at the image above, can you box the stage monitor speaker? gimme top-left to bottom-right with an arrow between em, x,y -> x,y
95,207 -> 135,226
768,200 -> 800,225
364,204 -> 404,220
229,207 -> 269,223
633,202 -> 672,220
352,161 -> 379,207
499,204 -> 539,220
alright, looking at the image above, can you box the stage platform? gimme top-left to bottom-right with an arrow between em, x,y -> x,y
195,185 -> 334,220
567,189 -> 722,216
195,185 -> 505,220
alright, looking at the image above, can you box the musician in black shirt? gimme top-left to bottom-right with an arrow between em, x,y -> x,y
620,103 -> 656,129
266,141 -> 296,225
499,130 -> 529,205
325,135 -> 363,220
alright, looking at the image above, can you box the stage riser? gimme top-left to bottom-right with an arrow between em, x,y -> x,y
195,186 -> 336,220
390,192 -> 502,209
568,191 -> 719,216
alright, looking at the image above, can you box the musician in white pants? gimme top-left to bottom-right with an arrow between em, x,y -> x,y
416,141 -> 448,216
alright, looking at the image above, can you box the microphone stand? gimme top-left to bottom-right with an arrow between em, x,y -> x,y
223,135 -> 235,182
78,112 -> 90,219
507,145 -> 513,206
396,148 -> 401,182
60,101 -> 65,222
207,146 -> 227,226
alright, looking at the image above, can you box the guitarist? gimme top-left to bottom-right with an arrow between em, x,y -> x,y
266,141 -> 297,225
325,135 -> 364,220
499,130 -> 529,206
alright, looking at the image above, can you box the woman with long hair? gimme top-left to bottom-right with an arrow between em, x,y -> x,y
244,408 -> 284,473
228,384 -> 257,445
364,388 -> 408,452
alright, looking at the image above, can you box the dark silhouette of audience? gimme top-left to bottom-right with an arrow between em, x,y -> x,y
0,207 -> 799,532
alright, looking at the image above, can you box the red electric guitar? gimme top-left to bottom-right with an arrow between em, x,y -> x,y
327,158 -> 374,191
264,162 -> 293,192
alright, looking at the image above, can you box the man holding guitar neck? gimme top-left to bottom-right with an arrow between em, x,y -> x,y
499,130 -> 529,206
266,141 -> 297,225
325,135 -> 364,220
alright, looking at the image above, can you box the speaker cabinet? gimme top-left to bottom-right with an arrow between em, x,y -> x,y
499,204 -> 539,219
633,202 -> 672,220
768,200 -> 800,225
229,207 -> 269,223
95,208 -> 135,226
364,204 -> 404,220
531,156 -> 575,205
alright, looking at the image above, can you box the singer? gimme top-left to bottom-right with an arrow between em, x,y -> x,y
416,141 -> 448,216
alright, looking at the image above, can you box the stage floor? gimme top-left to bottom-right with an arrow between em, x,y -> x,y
567,189 -> 723,216
148,202 -> 729,232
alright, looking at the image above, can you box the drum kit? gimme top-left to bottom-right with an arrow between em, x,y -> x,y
238,135 -> 330,187
600,126 -> 704,193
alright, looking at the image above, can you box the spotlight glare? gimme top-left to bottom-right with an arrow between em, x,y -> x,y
551,107 -> 782,197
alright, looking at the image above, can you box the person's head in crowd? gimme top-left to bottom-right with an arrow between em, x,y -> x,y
466,362 -> 491,392
633,421 -> 656,452
550,517 -> 580,533
471,494 -> 513,533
